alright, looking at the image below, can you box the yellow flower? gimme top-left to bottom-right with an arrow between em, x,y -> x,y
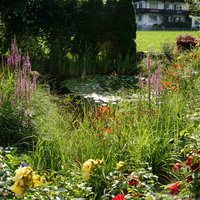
177,56 -> 182,60
13,166 -> 33,182
31,173 -> 43,187
81,159 -> 102,181
11,179 -> 27,199
12,166 -> 44,198
116,161 -> 125,170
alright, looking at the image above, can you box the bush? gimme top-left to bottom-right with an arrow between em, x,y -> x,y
176,34 -> 200,51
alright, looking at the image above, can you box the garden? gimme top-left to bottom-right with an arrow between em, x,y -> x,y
0,0 -> 200,200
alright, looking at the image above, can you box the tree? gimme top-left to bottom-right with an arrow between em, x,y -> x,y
72,0 -> 104,56
112,0 -> 137,57
185,0 -> 200,16
0,0 -> 78,74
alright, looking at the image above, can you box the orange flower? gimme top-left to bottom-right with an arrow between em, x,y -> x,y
165,70 -> 173,75
172,65 -> 180,69
179,62 -> 184,67
185,68 -> 192,72
100,129 -> 112,140
96,107 -> 111,119
171,86 -> 178,92
98,107 -> 110,112
164,82 -> 172,87
101,129 -> 112,133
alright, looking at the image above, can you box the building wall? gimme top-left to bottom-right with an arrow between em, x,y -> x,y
135,1 -> 185,10
135,0 -> 191,30
192,17 -> 200,28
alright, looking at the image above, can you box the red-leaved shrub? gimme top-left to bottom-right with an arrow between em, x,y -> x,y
176,34 -> 200,51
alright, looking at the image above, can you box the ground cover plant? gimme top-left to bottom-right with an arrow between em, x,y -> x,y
136,31 -> 200,52
0,38 -> 200,199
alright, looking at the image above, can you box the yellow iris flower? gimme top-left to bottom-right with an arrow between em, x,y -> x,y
116,161 -> 125,170
11,166 -> 44,198
82,159 -> 102,181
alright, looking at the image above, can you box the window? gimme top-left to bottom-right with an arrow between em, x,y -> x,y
174,17 -> 181,22
174,4 -> 176,10
195,20 -> 200,25
164,3 -> 169,10
139,2 -> 143,8
135,3 -> 138,9
139,15 -> 142,22
149,15 -> 157,22
174,4 -> 181,10
149,2 -> 158,9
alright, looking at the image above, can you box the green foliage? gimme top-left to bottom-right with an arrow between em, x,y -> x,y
0,0 -> 137,76
72,0 -> 103,56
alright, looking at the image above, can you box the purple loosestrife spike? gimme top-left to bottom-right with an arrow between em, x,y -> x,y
138,78 -> 143,89
26,81 -> 30,98
23,56 -> 31,71
29,86 -> 33,94
7,54 -> 13,66
146,74 -> 152,101
147,59 -> 151,73
11,43 -> 15,55
10,98 -> 14,105
1,94 -> 4,104
32,77 -> 37,89
14,54 -> 21,67
17,72 -> 23,92
153,66 -> 162,98
157,85 -> 162,97
15,89 -> 20,98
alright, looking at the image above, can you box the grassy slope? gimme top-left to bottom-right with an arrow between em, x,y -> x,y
136,31 -> 200,52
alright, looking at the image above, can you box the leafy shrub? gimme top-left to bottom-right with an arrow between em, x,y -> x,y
161,41 -> 175,61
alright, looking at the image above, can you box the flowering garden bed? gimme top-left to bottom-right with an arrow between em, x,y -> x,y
0,39 -> 200,199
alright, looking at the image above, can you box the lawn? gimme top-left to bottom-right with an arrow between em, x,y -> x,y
136,31 -> 200,52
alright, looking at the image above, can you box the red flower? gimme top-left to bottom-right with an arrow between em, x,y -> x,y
186,156 -> 200,171
169,182 -> 180,195
131,193 -> 142,197
173,162 -> 182,171
186,175 -> 192,183
112,194 -> 125,200
186,157 -> 193,165
190,162 -> 200,171
128,175 -> 140,186
101,129 -> 112,133
188,150 -> 199,155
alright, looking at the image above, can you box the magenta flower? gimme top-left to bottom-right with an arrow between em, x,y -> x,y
23,55 -> 31,71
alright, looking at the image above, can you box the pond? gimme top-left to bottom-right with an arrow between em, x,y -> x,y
60,74 -> 141,105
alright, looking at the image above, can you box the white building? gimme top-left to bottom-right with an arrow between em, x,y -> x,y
191,16 -> 200,28
134,0 -> 192,30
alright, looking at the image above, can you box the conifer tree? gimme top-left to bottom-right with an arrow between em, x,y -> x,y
112,0 -> 137,58
73,0 -> 103,56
